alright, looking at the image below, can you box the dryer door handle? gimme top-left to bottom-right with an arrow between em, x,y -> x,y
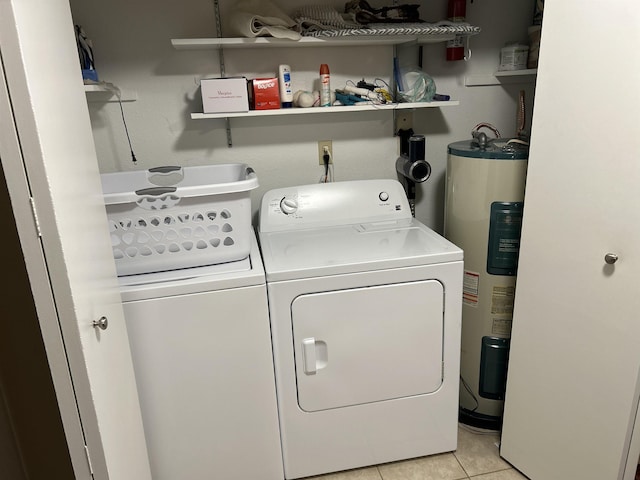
302,338 -> 317,375
301,338 -> 328,376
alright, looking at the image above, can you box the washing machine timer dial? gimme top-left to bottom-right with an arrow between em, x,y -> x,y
280,196 -> 299,215
379,191 -> 389,202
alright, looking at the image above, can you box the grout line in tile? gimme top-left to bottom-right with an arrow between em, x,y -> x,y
374,465 -> 384,480
451,450 -> 471,478
452,451 -> 471,479
467,466 -> 517,478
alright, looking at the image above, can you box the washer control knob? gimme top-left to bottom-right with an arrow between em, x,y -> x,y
280,197 -> 298,215
379,191 -> 389,202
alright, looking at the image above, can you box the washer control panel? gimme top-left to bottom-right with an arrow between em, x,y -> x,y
259,179 -> 411,232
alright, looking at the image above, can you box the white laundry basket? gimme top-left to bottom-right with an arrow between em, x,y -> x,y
101,164 -> 258,276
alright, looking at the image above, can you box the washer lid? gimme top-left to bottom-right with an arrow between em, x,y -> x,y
119,231 -> 264,301
259,219 -> 462,282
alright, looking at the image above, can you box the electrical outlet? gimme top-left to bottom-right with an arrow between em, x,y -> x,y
318,140 -> 333,165
395,111 -> 413,132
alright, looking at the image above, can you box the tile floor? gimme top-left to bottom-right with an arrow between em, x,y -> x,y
307,425 -> 528,480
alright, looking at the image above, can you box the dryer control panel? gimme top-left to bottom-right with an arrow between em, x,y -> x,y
259,179 -> 412,233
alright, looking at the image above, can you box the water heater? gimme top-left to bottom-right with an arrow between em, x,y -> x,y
444,137 -> 528,430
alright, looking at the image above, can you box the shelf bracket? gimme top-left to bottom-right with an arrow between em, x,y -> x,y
213,0 -> 226,77
392,43 -> 398,137
213,0 -> 233,147
224,118 -> 232,147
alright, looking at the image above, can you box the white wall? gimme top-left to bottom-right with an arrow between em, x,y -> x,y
70,0 -> 535,232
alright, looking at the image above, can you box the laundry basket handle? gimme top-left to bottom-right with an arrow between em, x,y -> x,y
135,187 -> 177,196
146,166 -> 184,187
148,166 -> 182,174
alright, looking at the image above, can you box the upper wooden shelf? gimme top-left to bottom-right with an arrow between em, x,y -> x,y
171,34 -> 461,50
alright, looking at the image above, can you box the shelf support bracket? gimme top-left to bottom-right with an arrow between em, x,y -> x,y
392,44 -> 398,137
224,118 -> 232,147
213,0 -> 233,147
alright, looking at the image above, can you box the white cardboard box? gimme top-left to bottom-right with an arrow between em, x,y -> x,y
201,77 -> 249,114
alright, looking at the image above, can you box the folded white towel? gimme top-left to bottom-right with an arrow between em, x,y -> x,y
228,0 -> 301,40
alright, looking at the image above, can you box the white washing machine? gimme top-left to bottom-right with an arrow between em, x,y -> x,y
258,179 -> 464,479
118,232 -> 283,480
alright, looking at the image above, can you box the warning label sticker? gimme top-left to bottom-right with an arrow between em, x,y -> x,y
463,270 -> 480,307
490,285 -> 516,315
492,318 -> 512,336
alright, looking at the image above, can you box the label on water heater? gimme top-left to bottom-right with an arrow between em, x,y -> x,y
490,285 -> 515,315
490,285 -> 515,336
492,318 -> 512,336
463,270 -> 479,307
487,202 -> 523,276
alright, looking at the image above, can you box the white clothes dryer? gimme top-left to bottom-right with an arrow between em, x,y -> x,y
258,179 -> 464,479
118,232 -> 283,480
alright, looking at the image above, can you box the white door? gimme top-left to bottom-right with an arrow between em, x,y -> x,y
500,1 -> 640,479
0,1 -> 151,479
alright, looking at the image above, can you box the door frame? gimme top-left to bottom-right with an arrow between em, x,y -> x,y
0,50 -> 91,478
0,0 -> 151,478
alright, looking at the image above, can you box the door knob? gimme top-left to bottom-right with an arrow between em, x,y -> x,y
92,316 -> 109,331
604,253 -> 618,265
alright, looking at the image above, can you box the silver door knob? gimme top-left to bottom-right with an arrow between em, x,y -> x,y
604,253 -> 618,265
92,316 -> 109,331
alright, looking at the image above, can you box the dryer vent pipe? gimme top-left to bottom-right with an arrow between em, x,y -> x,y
396,135 -> 432,217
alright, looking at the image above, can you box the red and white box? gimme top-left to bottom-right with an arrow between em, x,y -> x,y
252,78 -> 280,110
200,77 -> 249,114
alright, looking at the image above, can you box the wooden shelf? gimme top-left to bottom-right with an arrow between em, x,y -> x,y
172,34 -> 459,50
191,101 -> 459,120
84,84 -> 137,102
465,69 -> 537,87
494,68 -> 537,77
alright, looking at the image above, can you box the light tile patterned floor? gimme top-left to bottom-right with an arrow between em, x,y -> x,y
306,425 -> 528,480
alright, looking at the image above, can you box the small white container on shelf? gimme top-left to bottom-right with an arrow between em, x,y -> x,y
499,43 -> 529,71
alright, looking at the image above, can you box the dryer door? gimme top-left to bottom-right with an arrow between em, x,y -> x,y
292,280 -> 444,412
